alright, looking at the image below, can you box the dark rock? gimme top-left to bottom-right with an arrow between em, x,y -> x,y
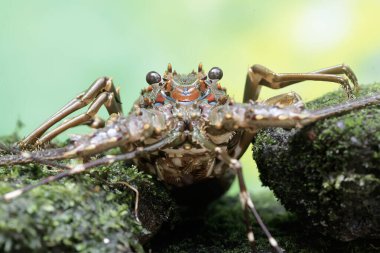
252,83 -> 380,241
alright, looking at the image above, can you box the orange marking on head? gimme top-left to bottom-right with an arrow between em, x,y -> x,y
199,80 -> 207,92
207,93 -> 215,102
172,86 -> 200,102
155,93 -> 165,103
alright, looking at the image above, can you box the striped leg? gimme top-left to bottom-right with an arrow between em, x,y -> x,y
243,64 -> 359,102
215,147 -> 283,253
20,77 -> 123,147
3,132 -> 180,202
191,129 -> 282,252
36,91 -> 118,145
262,91 -> 305,110
232,91 -> 305,160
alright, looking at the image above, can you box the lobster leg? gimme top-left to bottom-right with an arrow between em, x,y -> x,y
2,131 -> 181,201
20,77 -> 122,147
215,148 -> 282,253
243,64 -> 359,102
0,109 -> 171,166
191,129 -> 281,252
36,91 -> 117,145
202,92 -> 378,251
232,91 -> 306,159
210,93 -> 380,132
262,91 -> 305,109
240,64 -> 359,158
113,181 -> 141,222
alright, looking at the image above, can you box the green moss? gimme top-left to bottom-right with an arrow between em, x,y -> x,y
253,83 -> 380,243
148,190 -> 380,253
0,139 -> 177,253
149,191 -> 287,253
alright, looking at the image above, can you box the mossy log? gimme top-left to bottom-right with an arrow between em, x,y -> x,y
253,83 -> 380,242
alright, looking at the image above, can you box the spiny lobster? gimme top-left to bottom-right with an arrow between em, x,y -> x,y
1,63 -> 379,252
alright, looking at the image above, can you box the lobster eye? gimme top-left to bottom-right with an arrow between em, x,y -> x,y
146,71 -> 161,85
208,67 -> 223,80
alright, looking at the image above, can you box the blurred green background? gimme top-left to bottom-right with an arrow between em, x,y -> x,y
0,0 -> 379,194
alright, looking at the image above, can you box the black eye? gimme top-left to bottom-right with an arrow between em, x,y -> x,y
146,71 -> 161,85
208,67 -> 223,80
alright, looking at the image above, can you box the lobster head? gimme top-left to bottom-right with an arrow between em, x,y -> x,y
141,63 -> 227,107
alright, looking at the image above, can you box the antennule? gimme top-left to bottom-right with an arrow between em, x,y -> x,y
167,63 -> 173,73
198,63 -> 203,73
